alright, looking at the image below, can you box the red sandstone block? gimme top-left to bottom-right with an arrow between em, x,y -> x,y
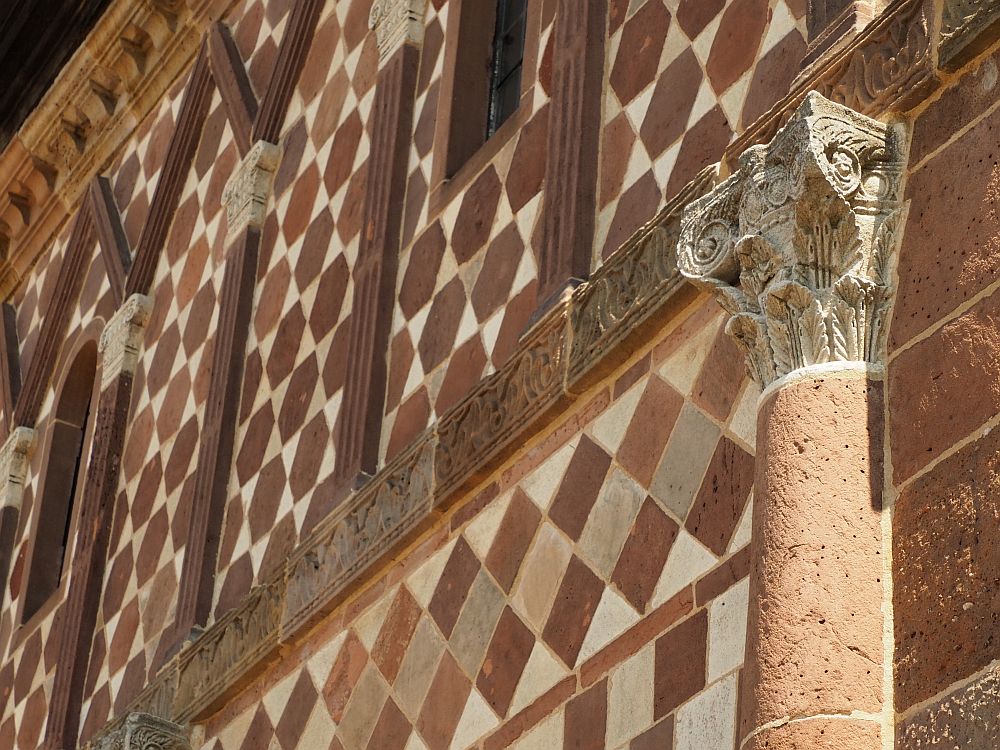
653,610 -> 707,720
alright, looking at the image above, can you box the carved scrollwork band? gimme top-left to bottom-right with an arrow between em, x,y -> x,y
941,0 -> 1000,68
221,140 -> 280,237
678,92 -> 908,386
99,293 -> 153,390
0,426 -> 35,511
368,0 -> 426,64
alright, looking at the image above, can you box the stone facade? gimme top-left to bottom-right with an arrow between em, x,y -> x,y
0,0 -> 996,749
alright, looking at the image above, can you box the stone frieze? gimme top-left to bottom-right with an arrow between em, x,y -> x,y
221,140 -> 281,237
89,712 -> 189,750
368,0 -> 426,63
98,293 -> 153,390
941,0 -> 1000,68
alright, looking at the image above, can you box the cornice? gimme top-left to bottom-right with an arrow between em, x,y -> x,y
0,0 -> 239,301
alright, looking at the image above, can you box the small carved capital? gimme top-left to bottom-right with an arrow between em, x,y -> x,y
678,91 -> 908,386
221,140 -> 280,238
93,712 -> 190,750
0,427 -> 35,511
368,0 -> 426,64
99,293 -> 153,390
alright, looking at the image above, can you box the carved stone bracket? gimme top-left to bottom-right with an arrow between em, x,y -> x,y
0,426 -> 35,511
941,0 -> 1000,69
90,712 -> 190,750
368,0 -> 426,64
99,293 -> 153,390
678,92 -> 908,387
221,140 -> 280,237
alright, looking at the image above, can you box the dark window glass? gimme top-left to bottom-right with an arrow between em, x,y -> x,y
487,0 -> 527,138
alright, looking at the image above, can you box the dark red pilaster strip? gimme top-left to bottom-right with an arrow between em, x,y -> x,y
0,303 -> 21,439
335,43 -> 419,483
126,44 -> 213,297
174,227 -> 261,631
90,176 -> 131,308
536,0 -> 607,304
208,22 -> 259,156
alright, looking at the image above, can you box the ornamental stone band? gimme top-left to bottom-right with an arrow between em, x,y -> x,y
678,91 -> 907,386
368,0 -> 426,64
0,426 -> 35,511
221,139 -> 280,237
91,712 -> 190,750
98,293 -> 153,390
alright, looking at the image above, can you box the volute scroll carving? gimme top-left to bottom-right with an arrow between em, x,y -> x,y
90,712 -> 190,750
678,92 -> 908,387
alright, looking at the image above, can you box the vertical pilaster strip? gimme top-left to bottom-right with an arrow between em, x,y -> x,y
43,294 -> 151,750
334,0 -> 423,484
0,427 -> 35,634
535,0 -> 607,306
0,303 -> 21,439
677,92 -> 907,749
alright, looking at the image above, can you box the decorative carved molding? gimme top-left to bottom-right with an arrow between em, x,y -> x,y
0,426 -> 35,511
221,140 -> 280,237
436,306 -> 569,499
941,0 -> 1000,69
285,436 -> 435,633
98,293 -> 153,390
174,579 -> 284,722
90,713 -> 190,750
368,0 -> 426,63
679,92 -> 907,386
568,166 -> 717,388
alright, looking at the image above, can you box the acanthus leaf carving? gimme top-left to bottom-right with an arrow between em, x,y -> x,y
91,712 -> 190,750
221,140 -> 280,238
99,293 -> 153,390
678,91 -> 908,386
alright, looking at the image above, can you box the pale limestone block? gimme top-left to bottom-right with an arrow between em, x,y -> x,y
451,569 -> 506,677
299,704 -> 337,744
728,494 -> 753,554
465,490 -> 513,559
337,664 -> 388,750
650,402 -> 720,520
515,708 -> 564,750
707,578 -> 750,682
354,586 -> 398,652
395,616 -> 446,717
675,673 -> 738,750
408,538 -> 457,609
579,468 -> 645,579
511,523 -> 573,631
727,380 -> 760,450
590,384 -> 645,456
520,440 -> 578,511
509,642 -> 569,715
657,317 -> 722,396
305,630 -> 348,693
450,689 -> 499,750
606,643 -> 655,747
651,530 -> 717,608
405,734 -> 429,750
579,588 -> 641,663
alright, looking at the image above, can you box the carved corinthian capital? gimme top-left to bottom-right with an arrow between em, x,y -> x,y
369,0 -> 426,64
94,712 -> 190,750
678,91 -> 907,387
99,293 -> 153,390
0,427 -> 35,511
221,140 -> 280,237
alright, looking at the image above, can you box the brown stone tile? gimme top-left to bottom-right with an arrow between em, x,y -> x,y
677,0 -> 725,38
386,387 -> 431,461
740,29 -> 807,129
695,544 -> 751,607
639,48 -> 703,158
323,110 -> 364,198
705,0 -> 768,94
602,170 -> 662,260
266,303 -> 307,387
613,353 -> 651,400
452,166 -> 502,265
506,104 -> 549,212
609,0 -> 672,104
543,555 -> 605,667
491,281 -> 538,368
275,671 -> 320,749
472,224 -> 525,322
631,716 -> 674,750
400,222 -> 446,320
894,425 -> 1000,710
565,678 -> 608,750
290,411 -> 331,500
385,331 -> 415,415
486,488 -> 542,592
612,497 -> 679,612
690,324 -> 745,422
890,103 -> 1000,350
653,610 -> 708,719
428,536 -> 481,638
417,276 -> 467,372
372,587 -> 424,684
483,676 -> 576,750
897,667 -> 1000,748
477,606 -> 536,716
416,651 -> 472,750
549,435 -> 613,542
323,631 -> 369,723
366,698 -> 412,750
685,437 -> 754,555
309,254 -> 350,342
282,163 -> 321,244
435,334 -> 488,414
600,113 -> 637,208
665,106 -> 734,199
890,287 -> 1000,483
617,376 -> 685,487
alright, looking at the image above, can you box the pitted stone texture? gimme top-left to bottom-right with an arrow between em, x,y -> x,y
743,718 -> 881,749
898,666 -> 1000,748
742,376 -> 884,740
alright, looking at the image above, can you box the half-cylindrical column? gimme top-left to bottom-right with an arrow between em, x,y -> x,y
740,368 -> 885,748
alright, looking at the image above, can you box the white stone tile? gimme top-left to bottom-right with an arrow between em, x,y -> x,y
651,530 -> 718,608
509,641 -> 569,715
650,403 -> 720,521
520,440 -> 578,511
591,385 -> 645,455
708,578 -> 749,682
579,588 -> 641,663
515,708 -> 564,750
657,317 -> 722,396
728,494 -> 753,554
409,538 -> 458,609
451,690 -> 499,750
579,468 -> 645,578
607,643 -> 655,748
354,588 -> 397,652
675,673 -> 739,750
465,491 -> 513,559
511,523 -> 573,631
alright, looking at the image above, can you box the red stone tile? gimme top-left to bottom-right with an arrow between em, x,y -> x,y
452,166 -> 502,265
612,497 -> 679,612
416,651 -> 472,750
691,323 -> 746,422
665,106 -> 734,199
386,387 -> 431,461
654,610 -> 708,719
323,631 -> 369,723
685,436 -> 753,555
639,48 -> 703,158
705,0 -> 769,94
323,110 -> 364,198
631,716 -> 674,750
418,276 -> 467,372
506,104 -> 549,212
618,376 -> 685,487
602,170 -> 662,260
549,435 -> 613,542
485,488 -> 542,592
275,671 -> 320,749
565,677 -> 608,750
366,697 -> 412,750
472,224 -> 525,322
695,544 -> 752,606
677,0 -> 725,38
543,555 -> 605,667
600,113 -> 637,208
477,606 -> 536,716
609,0 -> 672,104
372,587 -> 424,684
435,334 -> 488,414
428,536 -> 481,638
740,30 -> 807,129
309,255 -> 350,342
400,222 -> 446,320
